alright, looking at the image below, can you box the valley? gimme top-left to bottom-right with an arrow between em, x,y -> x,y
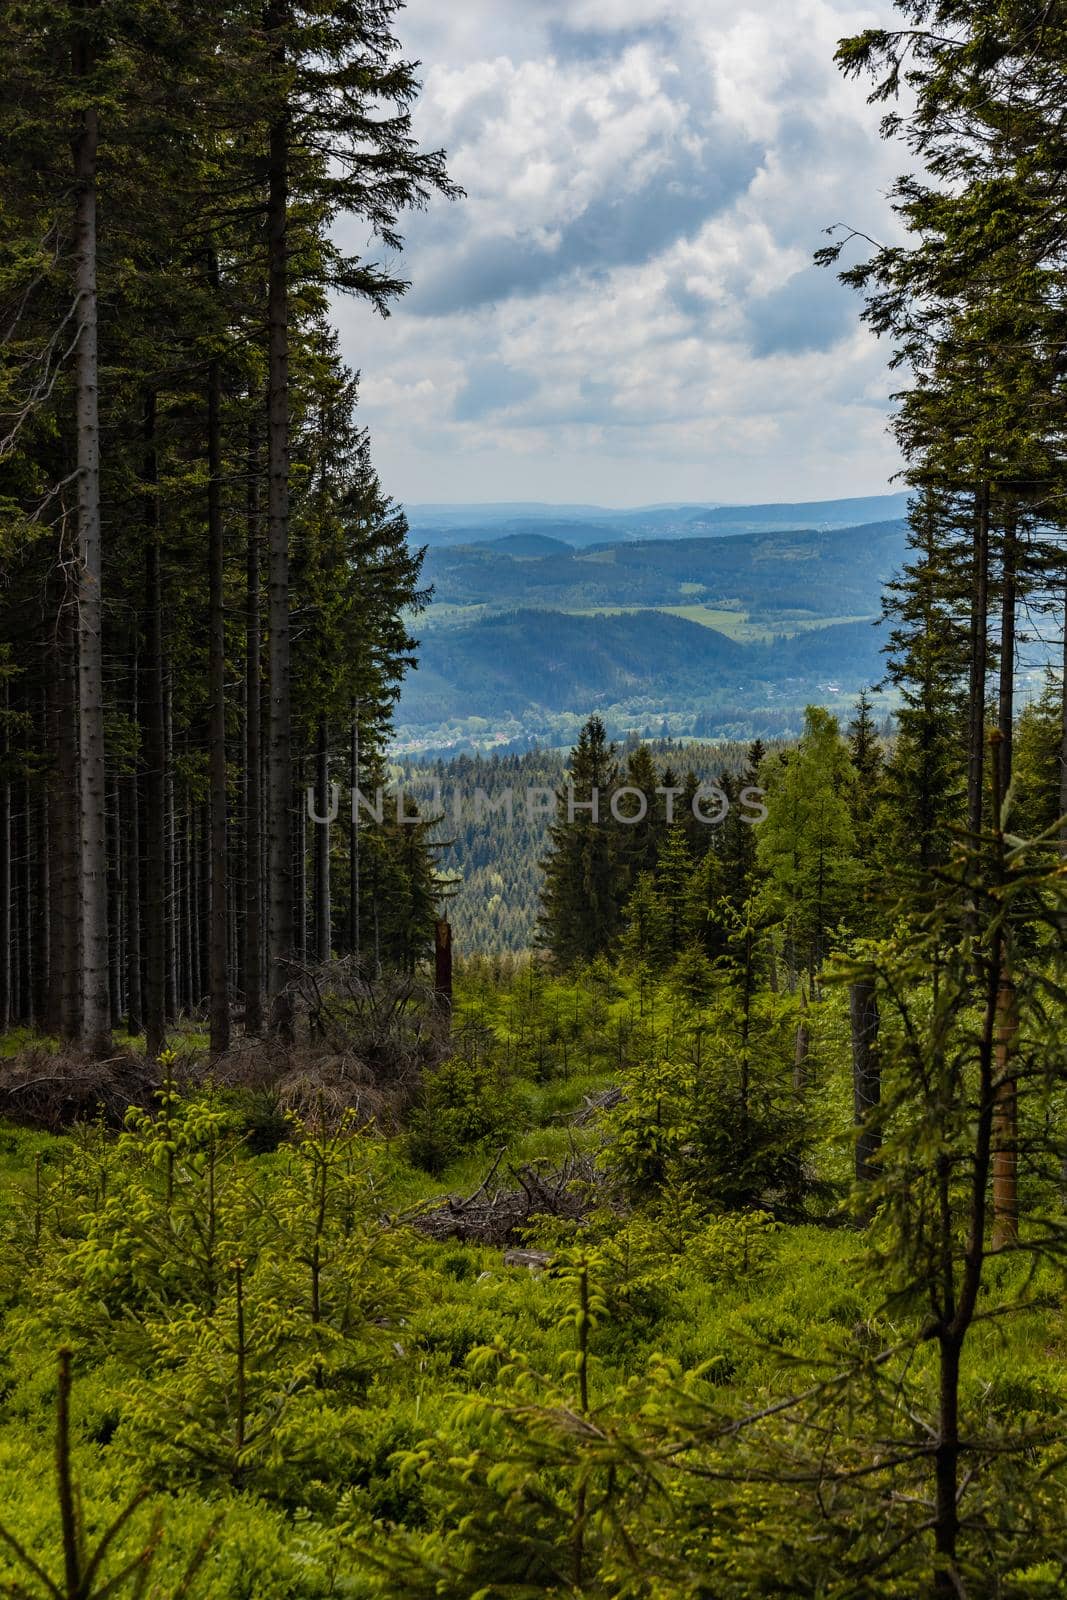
395,504 -> 909,748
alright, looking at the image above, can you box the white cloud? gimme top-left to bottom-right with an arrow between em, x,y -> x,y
332,0 -> 906,506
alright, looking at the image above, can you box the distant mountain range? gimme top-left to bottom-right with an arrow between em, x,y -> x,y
401,609 -> 887,727
404,492 -> 910,549
394,504 -> 912,751
421,519 -> 907,615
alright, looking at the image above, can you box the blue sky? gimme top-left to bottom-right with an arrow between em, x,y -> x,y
332,0 -> 906,508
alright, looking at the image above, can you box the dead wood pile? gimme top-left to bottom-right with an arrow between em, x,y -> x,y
411,1145 -> 617,1246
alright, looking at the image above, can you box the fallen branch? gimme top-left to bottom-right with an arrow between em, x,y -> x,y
411,1147 -> 619,1245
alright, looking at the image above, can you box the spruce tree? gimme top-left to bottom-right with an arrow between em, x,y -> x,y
757,708 -> 858,984
538,716 -> 622,968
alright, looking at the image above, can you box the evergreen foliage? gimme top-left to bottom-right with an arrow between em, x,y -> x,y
1,3 -> 1067,1596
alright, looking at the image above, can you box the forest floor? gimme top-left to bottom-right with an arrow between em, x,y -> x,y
0,995 -> 1065,1597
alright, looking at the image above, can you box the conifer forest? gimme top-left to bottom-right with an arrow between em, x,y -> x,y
1,3 -> 1067,1597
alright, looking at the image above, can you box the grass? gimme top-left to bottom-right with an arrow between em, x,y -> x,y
565,603 -> 877,642
0,1024 -> 209,1060
0,1061 -> 1064,1600
0,1027 -> 58,1060
414,601 -> 488,630
411,597 -> 879,648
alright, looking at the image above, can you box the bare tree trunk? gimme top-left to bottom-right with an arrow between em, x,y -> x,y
244,424 -> 264,1033
123,760 -> 142,1037
989,521 -> 1019,1244
793,992 -> 809,1094
934,875 -> 1008,1596
229,867 -> 238,989
7,785 -> 18,1024
199,800 -> 210,1009
0,676 -> 9,1033
997,517 -> 1016,805
164,671 -> 177,1022
849,979 -> 880,1187
348,709 -> 360,961
142,393 -> 166,1058
991,961 -> 1019,1249
1060,574 -> 1067,854
434,918 -> 453,1007
266,17 -> 294,1038
33,777 -> 50,1029
186,803 -> 196,1010
192,807 -> 201,1013
207,347 -> 230,1054
31,765 -> 49,1033
179,798 -> 192,1015
107,769 -> 122,1024
72,41 -> 111,1056
45,643 -> 65,1035
16,782 -> 32,1026
294,754 -> 306,966
59,631 -> 82,1042
314,718 -> 331,962
933,1333 -> 962,1598
966,480 -> 991,838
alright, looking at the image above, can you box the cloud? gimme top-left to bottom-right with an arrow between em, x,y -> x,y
453,360 -> 540,420
332,0 -> 906,505
745,266 -> 857,356
409,131 -> 761,315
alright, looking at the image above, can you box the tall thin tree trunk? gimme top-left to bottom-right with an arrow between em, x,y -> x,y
990,520 -> 1019,1245
266,13 -> 294,1037
164,671 -> 178,1022
295,754 -> 307,964
107,769 -> 122,1024
991,961 -> 1019,1250
850,979 -> 880,1187
1060,575 -> 1067,855
349,709 -> 360,961
933,1334 -> 962,1597
207,346 -> 230,1054
199,800 -> 210,1008
179,797 -> 192,1014
190,802 -> 200,1010
45,636 -> 65,1035
793,991 -> 809,1094
244,424 -> 263,1033
997,517 -> 1016,804
59,630 -> 81,1042
142,393 -> 166,1057
123,761 -> 142,1036
966,480 -> 991,838
14,784 -> 29,1024
72,31 -> 111,1056
314,719 -> 331,963
16,783 -> 32,1026
0,677 -> 9,1034
228,869 -> 238,992
33,690 -> 50,1028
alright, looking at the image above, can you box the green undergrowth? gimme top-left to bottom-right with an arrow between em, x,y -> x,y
0,961 -> 1064,1597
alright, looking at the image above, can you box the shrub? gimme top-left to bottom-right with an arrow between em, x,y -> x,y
606,992 -> 822,1216
406,1056 -> 519,1175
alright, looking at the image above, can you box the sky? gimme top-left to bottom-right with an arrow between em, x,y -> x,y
331,0 -> 907,509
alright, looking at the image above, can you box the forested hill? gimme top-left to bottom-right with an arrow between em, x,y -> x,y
396,518 -> 907,746
397,738 -> 767,954
400,610 -> 885,727
421,518 -> 907,610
